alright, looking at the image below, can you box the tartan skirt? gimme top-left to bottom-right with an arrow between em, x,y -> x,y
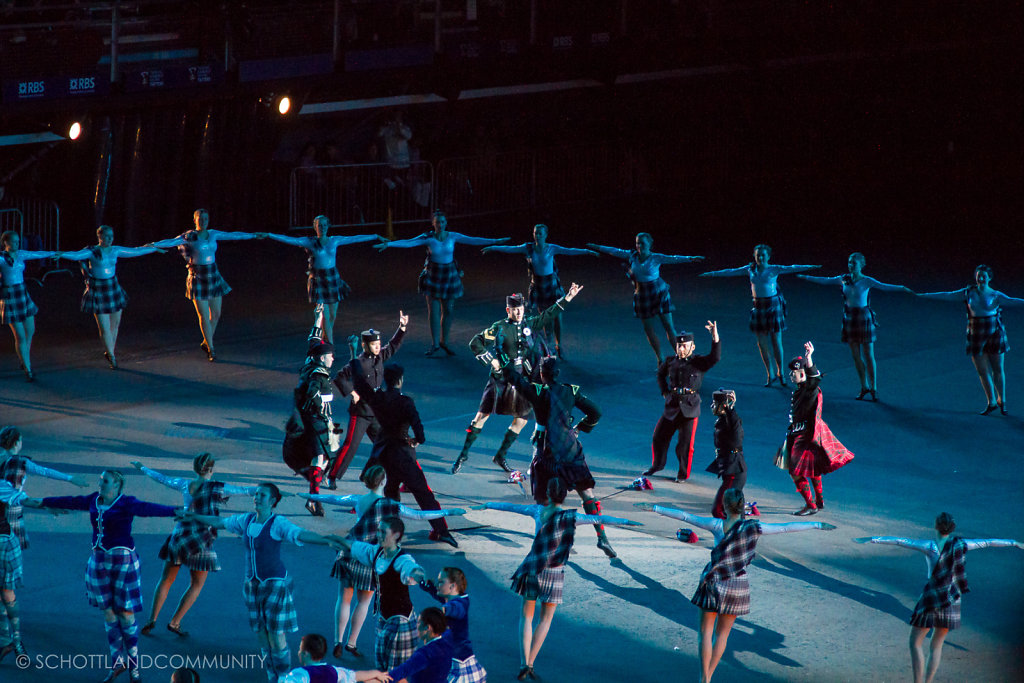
330,555 -> 375,592
749,294 -> 787,334
632,278 -> 674,319
418,261 -> 464,300
307,267 -> 348,304
512,566 -> 565,605
449,654 -> 488,683
910,599 -> 961,630
375,610 -> 418,670
243,576 -> 299,634
966,315 -> 1009,356
528,273 -> 564,311
6,507 -> 27,550
86,547 -> 144,613
841,305 -> 877,344
81,276 -> 129,314
691,571 -> 751,615
530,456 -> 595,505
0,283 -> 39,324
478,376 -> 533,418
185,263 -> 232,301
158,526 -> 221,572
0,533 -> 24,590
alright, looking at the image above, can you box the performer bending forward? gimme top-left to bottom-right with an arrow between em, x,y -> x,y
59,225 -> 163,369
916,265 -> 1023,415
635,492 -> 835,683
376,210 -> 509,355
700,244 -> 819,386
479,478 -> 641,681
855,513 -> 1023,683
453,285 -> 581,475
587,233 -> 704,365
798,252 -> 913,400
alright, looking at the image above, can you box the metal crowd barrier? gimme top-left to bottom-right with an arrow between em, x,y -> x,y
0,197 -> 60,250
289,160 -> 435,231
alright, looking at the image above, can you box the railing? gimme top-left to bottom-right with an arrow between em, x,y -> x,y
289,161 -> 435,231
0,208 -> 25,240
0,197 -> 60,251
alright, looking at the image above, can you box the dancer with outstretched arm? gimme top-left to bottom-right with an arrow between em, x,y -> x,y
797,252 -> 913,400
855,513 -> 1024,683
700,244 -> 819,386
635,490 -> 835,683
0,230 -> 61,380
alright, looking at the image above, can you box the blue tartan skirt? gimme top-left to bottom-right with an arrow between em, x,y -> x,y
86,547 -> 144,613
528,273 -> 564,311
0,283 -> 39,323
375,610 -> 418,670
749,294 -> 787,334
841,305 -> 877,344
243,576 -> 299,634
512,566 -> 564,605
81,276 -> 129,314
307,267 -> 349,304
418,260 -> 463,300
691,568 -> 751,615
449,654 -> 488,683
0,533 -> 23,590
966,314 -> 1009,356
185,263 -> 232,301
632,278 -> 674,319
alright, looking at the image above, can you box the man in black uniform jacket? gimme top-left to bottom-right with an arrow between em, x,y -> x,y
645,320 -> 721,482
346,358 -> 458,547
706,388 -> 746,518
328,311 -> 409,487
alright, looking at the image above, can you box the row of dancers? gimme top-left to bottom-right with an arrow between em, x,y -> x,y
2,422 -> 1022,683
3,212 -> 1021,411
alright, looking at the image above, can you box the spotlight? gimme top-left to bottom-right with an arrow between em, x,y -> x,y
277,95 -> 291,115
68,121 -> 82,140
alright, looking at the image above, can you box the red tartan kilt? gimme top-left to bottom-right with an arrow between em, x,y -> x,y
787,427 -> 853,478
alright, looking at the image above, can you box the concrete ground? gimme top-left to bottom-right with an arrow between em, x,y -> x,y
1,242 -> 1022,682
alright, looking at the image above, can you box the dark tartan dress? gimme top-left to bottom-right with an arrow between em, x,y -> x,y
331,496 -> 401,591
691,519 -> 762,615
965,289 -> 1009,356
511,508 -> 577,605
910,538 -> 969,630
158,480 -> 228,571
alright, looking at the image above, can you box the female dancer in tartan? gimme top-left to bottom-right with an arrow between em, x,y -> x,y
587,233 -> 704,365
332,516 -> 429,673
28,470 -> 178,683
635,490 -> 836,683
482,223 -> 597,358
854,513 -> 1024,683
0,480 -> 32,663
130,455 -> 258,638
700,244 -> 819,386
477,478 -> 641,681
797,252 -> 913,400
375,210 -> 509,355
184,482 -> 341,683
156,209 -> 262,361
418,565 -> 487,683
298,464 -> 465,661
916,265 -> 1024,414
259,216 -> 382,343
58,225 -> 164,369
0,230 -> 62,380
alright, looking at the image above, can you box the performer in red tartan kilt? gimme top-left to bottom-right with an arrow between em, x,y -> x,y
779,341 -> 854,516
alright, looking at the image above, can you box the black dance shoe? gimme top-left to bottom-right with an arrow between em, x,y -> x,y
980,404 -> 998,416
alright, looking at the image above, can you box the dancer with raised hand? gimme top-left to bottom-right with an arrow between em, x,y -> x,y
777,341 -> 854,515
130,455 -> 258,639
297,464 -> 465,661
797,252 -> 913,400
28,470 -> 178,683
155,208 -> 263,361
700,244 -> 819,386
0,230 -> 61,381
587,233 -> 704,365
332,517 -> 429,672
635,491 -> 835,683
706,389 -> 745,519
453,284 -> 582,476
258,216 -> 382,344
482,223 -> 597,358
58,225 -> 164,369
854,513 -> 1024,683
183,482 -> 342,683
418,565 -> 487,682
375,210 -> 509,355
916,265 -> 1023,415
477,478 -> 641,681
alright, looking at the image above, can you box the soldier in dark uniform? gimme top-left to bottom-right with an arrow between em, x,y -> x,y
706,389 -> 746,518
327,311 -> 409,488
645,320 -> 721,482
451,283 -> 583,475
503,356 -> 616,558
346,359 -> 458,548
